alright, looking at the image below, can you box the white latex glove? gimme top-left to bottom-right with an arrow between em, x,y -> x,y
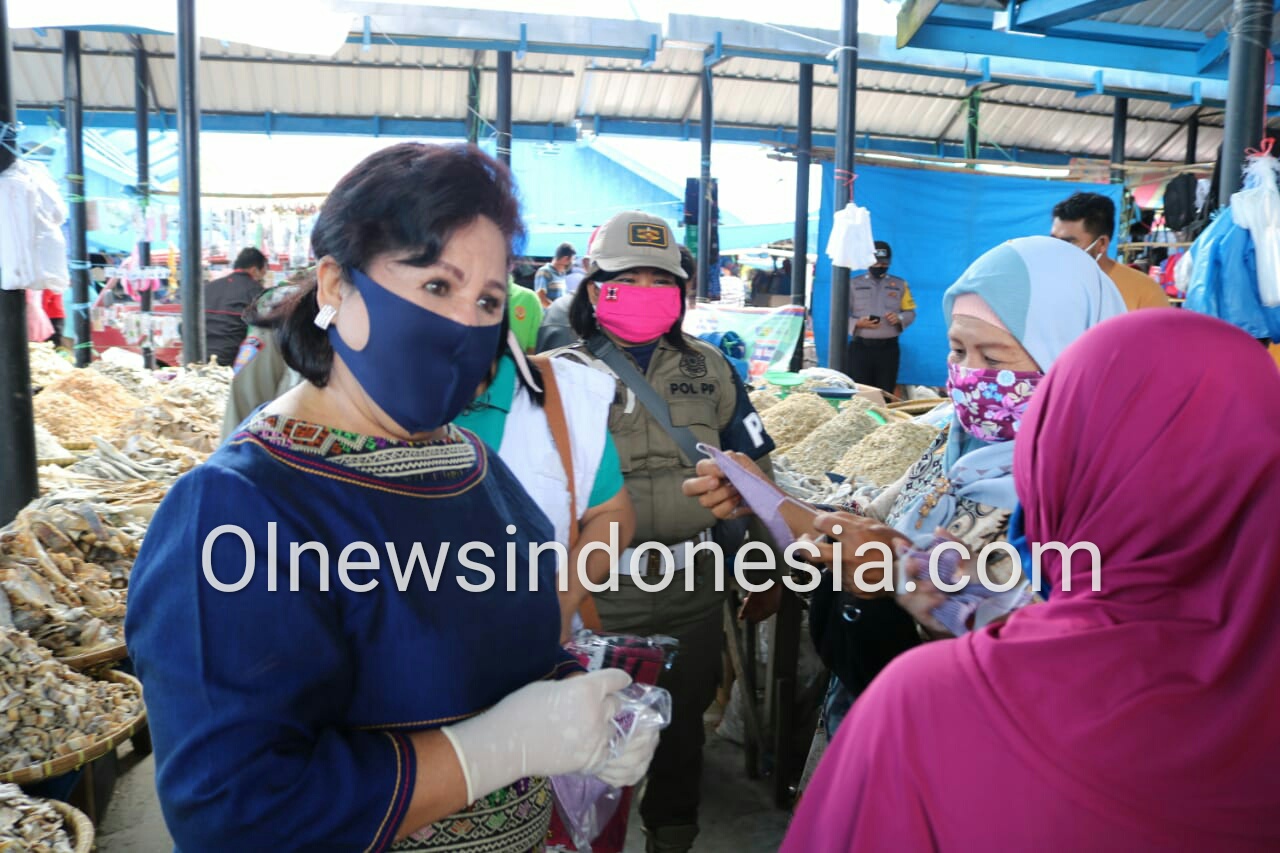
595,721 -> 660,788
441,669 -> 631,802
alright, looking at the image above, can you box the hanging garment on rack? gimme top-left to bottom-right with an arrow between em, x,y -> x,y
1185,207 -> 1280,340
0,159 -> 70,290
1163,173 -> 1199,232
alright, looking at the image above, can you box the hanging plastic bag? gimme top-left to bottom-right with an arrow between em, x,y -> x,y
1231,152 -> 1280,306
825,203 -> 877,270
1173,247 -> 1195,298
550,682 -> 673,853
563,631 -> 678,684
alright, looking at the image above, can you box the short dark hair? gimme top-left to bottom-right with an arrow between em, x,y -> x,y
554,242 -> 576,260
1052,192 -> 1115,241
568,262 -> 692,353
251,143 -> 525,387
234,248 -> 268,270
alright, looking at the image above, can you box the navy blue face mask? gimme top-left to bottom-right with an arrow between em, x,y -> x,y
328,267 -> 501,435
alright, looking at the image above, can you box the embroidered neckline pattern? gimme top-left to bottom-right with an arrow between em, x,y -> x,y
236,414 -> 487,497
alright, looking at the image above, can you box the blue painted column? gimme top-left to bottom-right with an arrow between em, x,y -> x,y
177,0 -> 205,362
697,67 -> 713,301
828,0 -> 858,373
64,30 -> 91,366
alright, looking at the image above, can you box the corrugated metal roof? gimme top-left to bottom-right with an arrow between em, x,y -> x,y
8,17 -> 1243,164
941,0 -> 1277,35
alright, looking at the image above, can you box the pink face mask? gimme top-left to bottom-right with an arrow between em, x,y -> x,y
595,281 -> 682,343
947,362 -> 1043,442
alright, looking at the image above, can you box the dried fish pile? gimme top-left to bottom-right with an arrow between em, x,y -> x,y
748,389 -> 780,413
0,629 -> 143,774
832,421 -> 941,486
0,783 -> 75,852
33,371 -> 142,446
113,362 -> 231,453
32,393 -> 123,447
41,370 -> 141,415
68,437 -> 189,483
759,392 -> 837,455
0,500 -> 143,655
90,359 -> 156,399
35,475 -> 169,509
781,400 -> 883,480
33,427 -> 69,463
772,456 -> 856,506
27,343 -> 72,388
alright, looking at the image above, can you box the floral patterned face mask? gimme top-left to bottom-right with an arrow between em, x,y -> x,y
947,363 -> 1043,442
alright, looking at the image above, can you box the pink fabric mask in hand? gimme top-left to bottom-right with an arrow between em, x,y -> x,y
595,282 -> 682,343
947,363 -> 1043,442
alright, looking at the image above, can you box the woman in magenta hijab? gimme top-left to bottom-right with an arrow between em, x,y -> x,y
781,309 -> 1280,851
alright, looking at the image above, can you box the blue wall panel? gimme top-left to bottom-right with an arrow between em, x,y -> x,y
812,162 -> 1122,386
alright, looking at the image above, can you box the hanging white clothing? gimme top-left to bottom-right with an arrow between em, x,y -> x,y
0,159 -> 70,290
825,203 -> 877,270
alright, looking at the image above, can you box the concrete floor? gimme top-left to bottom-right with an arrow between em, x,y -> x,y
96,729 -> 791,852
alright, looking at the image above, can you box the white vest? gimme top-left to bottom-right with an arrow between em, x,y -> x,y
496,358 -> 615,546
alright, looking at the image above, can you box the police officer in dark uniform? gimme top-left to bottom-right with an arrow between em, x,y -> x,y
846,240 -> 916,395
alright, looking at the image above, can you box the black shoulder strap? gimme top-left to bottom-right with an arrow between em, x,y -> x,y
585,333 -> 704,465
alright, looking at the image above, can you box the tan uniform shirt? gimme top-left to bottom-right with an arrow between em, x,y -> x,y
552,335 -> 773,546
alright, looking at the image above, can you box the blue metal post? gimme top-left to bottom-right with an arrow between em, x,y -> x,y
496,52 -> 512,164
64,30 -> 91,367
828,0 -> 858,373
697,67 -> 713,301
1111,96 -> 1128,183
135,39 -> 154,368
1219,0 -> 1273,204
789,64 -> 813,387
177,0 -> 204,362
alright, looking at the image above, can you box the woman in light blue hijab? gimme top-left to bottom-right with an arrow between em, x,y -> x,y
686,235 -> 1126,757
808,235 -> 1126,743
892,234 -> 1128,535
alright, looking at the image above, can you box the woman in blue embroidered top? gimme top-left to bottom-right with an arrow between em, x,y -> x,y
125,144 -> 657,852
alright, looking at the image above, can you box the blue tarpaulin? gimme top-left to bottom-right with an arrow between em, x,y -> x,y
812,162 -> 1120,386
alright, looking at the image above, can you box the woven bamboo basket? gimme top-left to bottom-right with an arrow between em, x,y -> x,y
57,640 -> 129,671
0,670 -> 147,786
887,397 -> 949,416
47,799 -> 95,853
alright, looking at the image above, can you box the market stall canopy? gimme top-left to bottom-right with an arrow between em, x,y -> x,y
8,0 -> 355,56
8,1 -> 1277,165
